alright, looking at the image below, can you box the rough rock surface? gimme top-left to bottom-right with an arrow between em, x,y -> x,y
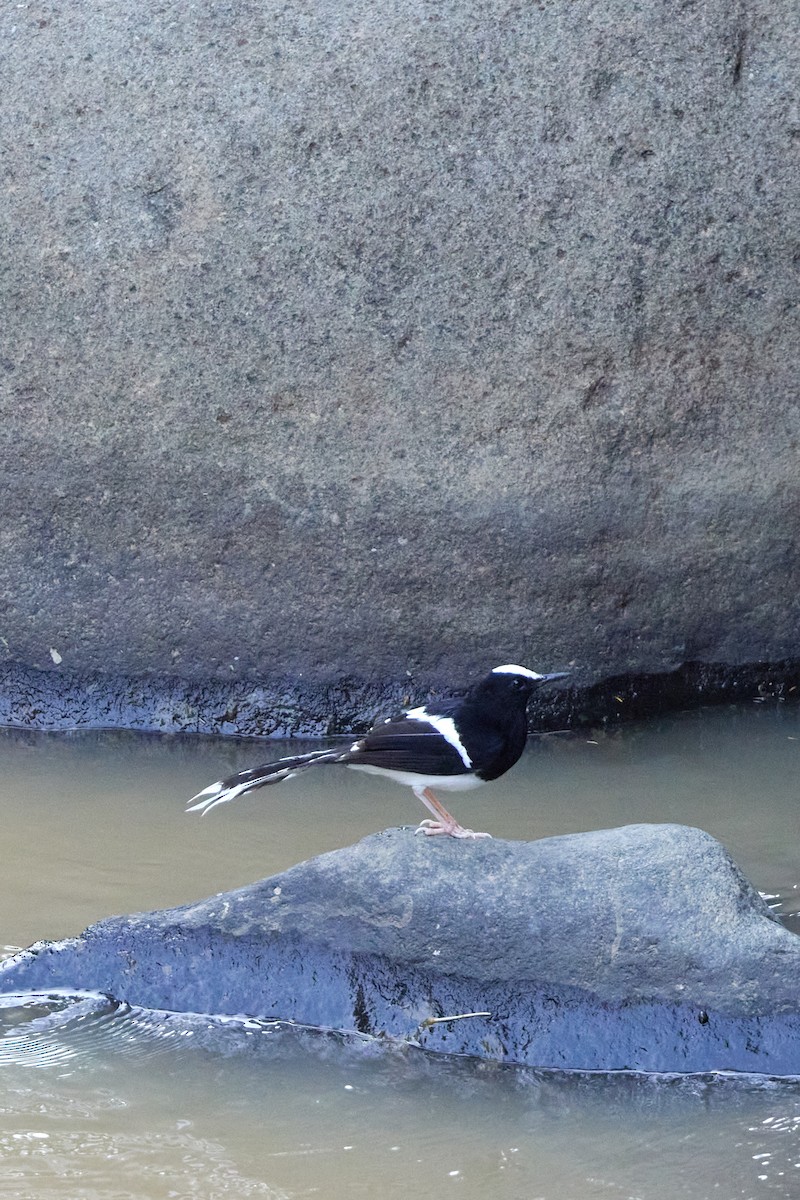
1,0 -> 799,707
2,823 -> 799,1074
0,660 -> 797,738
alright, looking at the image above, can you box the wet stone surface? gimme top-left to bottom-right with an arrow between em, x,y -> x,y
1,661 -> 798,739
2,823 -> 799,1074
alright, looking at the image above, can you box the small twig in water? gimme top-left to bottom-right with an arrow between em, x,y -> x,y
420,1011 -> 491,1029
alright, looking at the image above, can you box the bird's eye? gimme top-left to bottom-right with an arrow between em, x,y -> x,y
511,678 -> 524,689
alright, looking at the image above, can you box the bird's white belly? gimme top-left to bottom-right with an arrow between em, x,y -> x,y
346,764 -> 485,791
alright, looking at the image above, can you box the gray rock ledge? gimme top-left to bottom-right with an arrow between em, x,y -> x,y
2,824 -> 799,1075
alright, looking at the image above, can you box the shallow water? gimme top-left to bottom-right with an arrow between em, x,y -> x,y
0,703 -> 798,1198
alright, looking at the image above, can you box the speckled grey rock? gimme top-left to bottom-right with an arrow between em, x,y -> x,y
2,823 -> 799,1073
1,1 -> 798,703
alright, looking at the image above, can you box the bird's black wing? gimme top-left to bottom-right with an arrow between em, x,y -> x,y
345,717 -> 472,776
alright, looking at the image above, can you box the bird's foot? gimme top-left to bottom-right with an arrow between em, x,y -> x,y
414,819 -> 492,840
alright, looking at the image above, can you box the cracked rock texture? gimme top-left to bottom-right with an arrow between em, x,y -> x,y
1,1 -> 798,710
2,824 -> 799,1073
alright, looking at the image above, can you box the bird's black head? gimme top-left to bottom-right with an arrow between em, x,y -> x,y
454,664 -> 569,782
470,664 -> 569,710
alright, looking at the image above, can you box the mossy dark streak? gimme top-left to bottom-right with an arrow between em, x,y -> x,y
0,660 -> 798,740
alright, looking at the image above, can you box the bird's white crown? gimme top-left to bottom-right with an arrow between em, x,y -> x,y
491,664 -> 545,680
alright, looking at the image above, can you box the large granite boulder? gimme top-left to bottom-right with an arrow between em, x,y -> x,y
1,0 -> 798,722
2,823 -> 798,1074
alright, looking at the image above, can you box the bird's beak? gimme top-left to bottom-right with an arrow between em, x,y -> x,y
535,672 -> 570,684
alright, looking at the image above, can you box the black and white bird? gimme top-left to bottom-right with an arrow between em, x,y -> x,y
187,664 -> 568,839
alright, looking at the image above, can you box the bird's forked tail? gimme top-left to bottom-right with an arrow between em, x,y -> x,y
186,748 -> 345,815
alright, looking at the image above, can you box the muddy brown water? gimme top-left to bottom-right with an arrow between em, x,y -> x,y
0,703 -> 798,1199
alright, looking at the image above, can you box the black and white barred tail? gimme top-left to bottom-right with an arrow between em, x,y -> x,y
186,748 -> 347,814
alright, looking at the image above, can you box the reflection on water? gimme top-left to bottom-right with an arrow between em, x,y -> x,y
1,987 -> 800,1200
0,703 -> 798,1198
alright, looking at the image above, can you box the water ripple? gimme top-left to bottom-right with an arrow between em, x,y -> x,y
0,988 -> 389,1073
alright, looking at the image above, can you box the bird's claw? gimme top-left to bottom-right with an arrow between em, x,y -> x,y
415,819 -> 492,840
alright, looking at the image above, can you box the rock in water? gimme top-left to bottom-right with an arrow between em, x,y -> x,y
2,824 -> 799,1074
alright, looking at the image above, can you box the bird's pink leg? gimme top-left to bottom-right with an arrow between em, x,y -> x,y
412,786 -> 492,839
